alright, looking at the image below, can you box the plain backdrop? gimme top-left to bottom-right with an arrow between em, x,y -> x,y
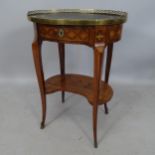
0,0 -> 155,85
0,1 -> 155,155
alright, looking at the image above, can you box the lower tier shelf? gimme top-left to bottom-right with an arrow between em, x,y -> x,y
45,74 -> 113,105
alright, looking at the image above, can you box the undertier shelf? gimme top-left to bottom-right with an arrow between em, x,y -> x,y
45,74 -> 113,105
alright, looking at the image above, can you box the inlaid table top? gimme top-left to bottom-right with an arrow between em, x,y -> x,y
28,9 -> 127,26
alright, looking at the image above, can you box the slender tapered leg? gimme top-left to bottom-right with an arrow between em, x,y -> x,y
104,104 -> 109,114
105,43 -> 113,83
58,43 -> 65,103
104,43 -> 113,114
93,45 -> 106,148
32,35 -> 46,129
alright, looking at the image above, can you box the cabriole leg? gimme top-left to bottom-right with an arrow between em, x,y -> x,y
32,30 -> 46,129
93,45 -> 106,148
58,43 -> 65,103
104,43 -> 113,114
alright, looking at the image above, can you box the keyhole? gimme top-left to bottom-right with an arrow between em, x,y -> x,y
58,29 -> 64,37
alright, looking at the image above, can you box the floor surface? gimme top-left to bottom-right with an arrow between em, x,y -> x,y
0,83 -> 155,155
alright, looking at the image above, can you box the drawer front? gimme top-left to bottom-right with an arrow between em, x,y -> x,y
95,25 -> 122,43
38,25 -> 91,43
95,27 -> 107,42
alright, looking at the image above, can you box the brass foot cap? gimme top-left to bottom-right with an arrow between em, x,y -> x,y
94,142 -> 98,148
40,122 -> 45,129
105,110 -> 109,115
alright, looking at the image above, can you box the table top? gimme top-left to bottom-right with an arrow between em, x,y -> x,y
27,9 -> 127,26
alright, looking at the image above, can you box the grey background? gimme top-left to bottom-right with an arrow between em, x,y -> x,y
0,1 -> 155,155
0,0 -> 155,84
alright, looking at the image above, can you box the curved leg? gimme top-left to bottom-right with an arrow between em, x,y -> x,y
32,39 -> 46,129
58,43 -> 65,103
93,45 -> 106,148
105,43 -> 113,83
104,104 -> 109,114
104,43 -> 113,114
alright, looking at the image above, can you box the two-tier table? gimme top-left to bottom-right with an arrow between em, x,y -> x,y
28,9 -> 127,148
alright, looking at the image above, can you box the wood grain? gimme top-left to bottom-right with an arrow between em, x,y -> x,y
32,24 -> 46,129
38,24 -> 122,46
31,20 -> 125,148
45,74 -> 113,105
58,43 -> 65,103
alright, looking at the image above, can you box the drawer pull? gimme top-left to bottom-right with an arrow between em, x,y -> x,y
96,34 -> 104,41
58,29 -> 64,37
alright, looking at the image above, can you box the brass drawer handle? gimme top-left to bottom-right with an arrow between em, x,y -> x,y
58,29 -> 64,37
96,34 -> 104,41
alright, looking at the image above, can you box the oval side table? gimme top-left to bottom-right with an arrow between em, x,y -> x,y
27,9 -> 127,148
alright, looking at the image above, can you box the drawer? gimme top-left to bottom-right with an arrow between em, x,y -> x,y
95,25 -> 122,43
38,24 -> 91,43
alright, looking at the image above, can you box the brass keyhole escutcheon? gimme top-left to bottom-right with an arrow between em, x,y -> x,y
58,29 -> 64,37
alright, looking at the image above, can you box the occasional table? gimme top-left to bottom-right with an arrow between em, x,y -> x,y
28,9 -> 127,148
